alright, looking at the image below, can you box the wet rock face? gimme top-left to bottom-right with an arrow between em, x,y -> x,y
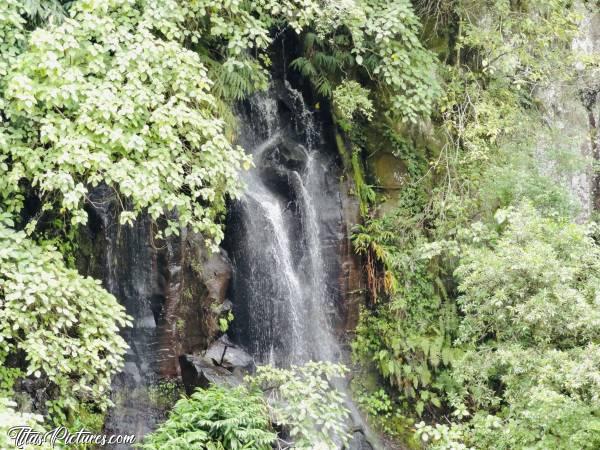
80,189 -> 233,377
160,231 -> 232,377
347,431 -> 374,450
536,8 -> 600,220
78,185 -> 233,445
337,177 -> 365,335
79,188 -> 165,443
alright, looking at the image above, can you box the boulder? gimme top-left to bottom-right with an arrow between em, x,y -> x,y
204,335 -> 254,370
179,354 -> 241,395
14,377 -> 54,416
260,138 -> 309,197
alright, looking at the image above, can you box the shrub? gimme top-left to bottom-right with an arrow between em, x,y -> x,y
419,203 -> 600,449
247,362 -> 352,450
0,215 -> 130,417
139,385 -> 276,450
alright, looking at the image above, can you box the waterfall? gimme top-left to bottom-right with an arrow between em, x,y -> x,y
226,78 -> 381,449
226,81 -> 342,366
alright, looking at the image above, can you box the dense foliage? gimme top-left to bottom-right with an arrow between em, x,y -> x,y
140,384 -> 276,450
420,205 -> 600,448
2,0 -> 599,449
349,0 -> 600,448
2,0 -> 251,244
0,215 -> 130,416
412,206 -> 600,449
143,362 -> 351,450
0,0 -> 440,430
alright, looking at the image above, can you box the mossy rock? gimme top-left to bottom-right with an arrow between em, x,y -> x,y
369,152 -> 407,190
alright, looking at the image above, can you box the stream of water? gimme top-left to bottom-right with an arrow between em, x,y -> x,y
227,81 -> 340,366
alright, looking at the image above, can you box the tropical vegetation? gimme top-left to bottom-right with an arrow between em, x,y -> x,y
1,0 -> 599,449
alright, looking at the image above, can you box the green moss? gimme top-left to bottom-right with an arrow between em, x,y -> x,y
351,369 -> 420,447
333,117 -> 353,172
148,380 -> 183,410
176,318 -> 185,334
190,259 -> 202,276
182,288 -> 193,302
369,152 -> 406,189
352,150 -> 376,217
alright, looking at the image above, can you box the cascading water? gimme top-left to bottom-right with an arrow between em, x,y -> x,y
226,78 -> 381,449
226,80 -> 342,366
